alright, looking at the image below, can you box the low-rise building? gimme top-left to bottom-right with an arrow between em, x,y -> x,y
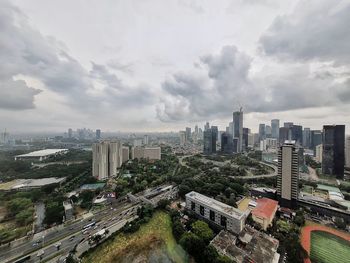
63,201 -> 74,221
185,191 -> 249,234
131,146 -> 161,160
15,149 -> 68,161
251,198 -> 278,230
211,227 -> 280,263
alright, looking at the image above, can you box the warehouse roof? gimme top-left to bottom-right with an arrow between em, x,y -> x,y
15,149 -> 68,158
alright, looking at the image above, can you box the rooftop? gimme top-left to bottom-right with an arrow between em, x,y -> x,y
252,198 -> 278,219
317,184 -> 342,194
0,177 -> 66,190
80,183 -> 106,191
15,149 -> 68,158
186,191 -> 245,219
211,227 -> 279,263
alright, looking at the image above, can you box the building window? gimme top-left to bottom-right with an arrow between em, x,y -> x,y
200,205 -> 204,216
191,201 -> 195,211
210,210 -> 215,221
220,215 -> 227,227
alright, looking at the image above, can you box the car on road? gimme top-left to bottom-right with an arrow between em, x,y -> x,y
69,226 -> 74,230
69,235 -> 75,241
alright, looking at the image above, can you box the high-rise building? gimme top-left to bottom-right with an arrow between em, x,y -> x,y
121,146 -> 130,163
277,141 -> 299,208
229,122 -> 234,136
265,125 -> 272,138
346,136 -> 350,168
204,122 -> 210,131
302,128 -> 311,149
284,122 -> 294,129
92,141 -> 121,180
233,109 -> 243,152
311,130 -> 322,155
68,128 -> 73,139
204,129 -> 215,154
290,125 -> 303,146
186,127 -> 192,141
322,125 -> 345,178
179,131 -> 186,146
195,125 -> 199,136
221,132 -> 233,154
271,119 -> 280,139
133,139 -> 143,147
279,127 -> 289,145
243,128 -> 250,150
315,144 -> 323,163
259,124 -> 266,142
211,126 -> 218,153
143,135 -> 149,145
96,129 -> 101,140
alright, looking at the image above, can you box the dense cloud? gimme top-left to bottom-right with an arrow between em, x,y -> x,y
0,0 -> 154,114
259,0 -> 350,65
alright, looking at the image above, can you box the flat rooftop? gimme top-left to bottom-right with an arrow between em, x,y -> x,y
0,177 -> 66,190
16,149 -> 68,158
186,191 -> 245,219
252,198 -> 278,219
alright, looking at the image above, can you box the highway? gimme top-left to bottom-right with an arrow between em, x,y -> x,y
2,201 -> 136,263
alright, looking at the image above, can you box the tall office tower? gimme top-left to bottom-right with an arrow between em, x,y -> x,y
221,132 -> 233,154
271,119 -> 280,139
186,127 -> 192,141
311,130 -> 322,155
265,125 -> 272,138
346,136 -> 350,168
211,126 -> 218,152
96,129 -> 101,140
229,122 -> 234,136
243,128 -> 250,150
68,128 -> 73,139
284,122 -> 294,129
203,129 -> 213,154
226,126 -> 230,133
302,128 -> 311,148
92,141 -> 121,180
233,109 -> 243,152
179,131 -> 186,146
322,125 -> 345,178
259,124 -> 266,142
277,141 -> 299,208
204,122 -> 210,131
290,125 -> 303,146
143,135 -> 149,145
198,128 -> 203,139
248,133 -> 255,148
195,125 -> 199,136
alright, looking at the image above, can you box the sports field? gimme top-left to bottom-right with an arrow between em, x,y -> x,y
310,231 -> 350,263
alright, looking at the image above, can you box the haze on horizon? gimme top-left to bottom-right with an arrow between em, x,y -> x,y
1,0 -> 350,133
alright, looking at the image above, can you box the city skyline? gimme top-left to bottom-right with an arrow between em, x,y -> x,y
1,0 -> 350,133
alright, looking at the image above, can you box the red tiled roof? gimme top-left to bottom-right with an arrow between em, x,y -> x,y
251,198 -> 278,219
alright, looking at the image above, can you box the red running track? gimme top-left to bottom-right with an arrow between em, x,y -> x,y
300,225 -> 350,263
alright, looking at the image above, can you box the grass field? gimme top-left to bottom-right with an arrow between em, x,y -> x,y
310,230 -> 350,263
82,211 -> 189,263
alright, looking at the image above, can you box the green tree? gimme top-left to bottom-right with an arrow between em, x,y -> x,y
191,220 -> 214,244
172,219 -> 185,241
179,232 -> 205,260
15,208 -> 34,226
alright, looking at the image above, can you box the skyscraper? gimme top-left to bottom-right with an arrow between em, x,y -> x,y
179,131 -> 186,146
277,141 -> 299,208
290,125 -> 303,146
265,125 -> 272,138
186,127 -> 192,141
221,132 -> 233,154
271,119 -> 280,139
203,129 -> 214,154
92,141 -> 121,180
96,129 -> 101,140
243,128 -> 250,150
259,124 -> 266,142
204,122 -> 210,131
311,130 -> 322,155
143,134 -> 149,145
322,125 -> 345,178
302,128 -> 311,149
279,127 -> 289,145
68,128 -> 73,139
233,109 -> 243,152
211,126 -> 218,152
346,136 -> 350,168
284,122 -> 294,129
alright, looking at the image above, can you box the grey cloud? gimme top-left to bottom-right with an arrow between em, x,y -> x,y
158,45 -> 346,122
107,60 -> 134,75
0,79 -> 41,110
259,0 -> 350,65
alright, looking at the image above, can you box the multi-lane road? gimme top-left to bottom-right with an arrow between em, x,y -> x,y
2,201 -> 137,263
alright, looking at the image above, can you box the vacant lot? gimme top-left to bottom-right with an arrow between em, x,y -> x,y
82,211 -> 189,263
310,231 -> 350,263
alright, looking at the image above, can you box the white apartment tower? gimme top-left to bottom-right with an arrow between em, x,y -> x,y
92,141 -> 121,180
277,141 -> 299,208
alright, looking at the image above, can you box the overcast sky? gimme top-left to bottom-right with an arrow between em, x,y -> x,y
1,0 -> 350,133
